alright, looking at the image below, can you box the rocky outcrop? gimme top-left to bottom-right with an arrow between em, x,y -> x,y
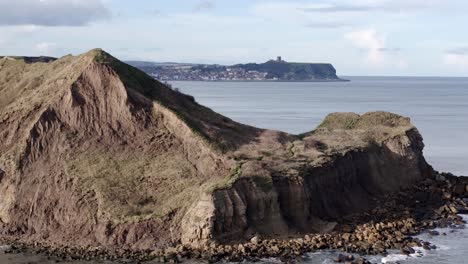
0,50 -> 434,254
181,124 -> 433,246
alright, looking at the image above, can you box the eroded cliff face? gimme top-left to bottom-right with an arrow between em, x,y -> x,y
0,50 -> 434,252
181,115 -> 434,246
0,50 -> 241,249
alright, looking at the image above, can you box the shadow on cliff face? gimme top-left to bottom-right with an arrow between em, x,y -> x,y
273,139 -> 433,233
338,173 -> 468,232
311,130 -> 431,219
98,50 -> 263,152
199,126 -> 436,244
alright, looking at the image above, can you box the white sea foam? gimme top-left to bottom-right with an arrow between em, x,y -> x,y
380,246 -> 427,263
258,257 -> 282,263
409,247 -> 426,258
381,254 -> 409,263
434,243 -> 451,250
0,245 -> 11,251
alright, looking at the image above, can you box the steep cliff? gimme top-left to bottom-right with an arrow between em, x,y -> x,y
181,112 -> 433,245
0,50 -> 433,252
233,61 -> 341,80
0,49 -> 253,249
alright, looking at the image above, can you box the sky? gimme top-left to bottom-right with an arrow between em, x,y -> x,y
0,0 -> 468,76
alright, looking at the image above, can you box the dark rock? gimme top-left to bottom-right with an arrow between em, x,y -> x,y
456,206 -> 468,214
435,174 -> 446,182
0,168 -> 4,183
334,253 -> 346,262
400,246 -> 415,255
454,184 -> 466,195
413,191 -> 428,202
354,257 -> 367,264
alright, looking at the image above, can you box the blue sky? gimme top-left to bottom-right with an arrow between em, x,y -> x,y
0,0 -> 468,76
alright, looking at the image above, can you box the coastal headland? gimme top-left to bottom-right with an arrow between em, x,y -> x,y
0,49 -> 466,263
127,56 -> 348,82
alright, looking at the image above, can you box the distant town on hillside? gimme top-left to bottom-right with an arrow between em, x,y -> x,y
127,56 -> 348,82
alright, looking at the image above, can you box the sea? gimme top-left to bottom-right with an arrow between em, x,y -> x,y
1,77 -> 467,263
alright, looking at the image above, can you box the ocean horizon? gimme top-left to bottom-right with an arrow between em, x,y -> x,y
172,76 -> 468,176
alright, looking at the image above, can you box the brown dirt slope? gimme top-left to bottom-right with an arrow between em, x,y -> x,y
0,49 -> 258,249
0,49 -> 433,252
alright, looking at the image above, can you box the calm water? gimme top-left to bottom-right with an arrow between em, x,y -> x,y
2,77 -> 467,263
170,77 -> 468,264
172,77 -> 468,176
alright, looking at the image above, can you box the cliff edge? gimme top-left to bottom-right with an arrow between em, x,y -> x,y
0,50 -> 433,253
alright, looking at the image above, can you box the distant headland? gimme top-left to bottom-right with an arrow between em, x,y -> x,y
127,56 -> 349,82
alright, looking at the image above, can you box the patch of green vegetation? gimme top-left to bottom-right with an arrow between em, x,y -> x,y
87,49 -> 163,103
251,176 -> 274,192
317,111 -> 411,132
67,149 -> 200,223
205,163 -> 244,193
358,111 -> 410,128
260,151 -> 273,157
345,118 -> 358,129
297,132 -> 310,140
317,112 -> 360,130
231,163 -> 243,178
288,143 -> 295,157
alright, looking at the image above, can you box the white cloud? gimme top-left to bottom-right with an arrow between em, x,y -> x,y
249,0 -> 468,30
16,25 -> 41,33
345,29 -> 385,63
250,0 -> 444,18
249,1 -> 433,30
444,47 -> 468,67
0,0 -> 110,26
299,0 -> 446,13
249,2 -> 358,29
193,0 -> 215,12
345,29 -> 408,68
35,42 -> 57,55
444,53 -> 468,67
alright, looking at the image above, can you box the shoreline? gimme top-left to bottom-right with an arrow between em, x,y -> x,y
1,172 -> 466,263
164,79 -> 351,83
